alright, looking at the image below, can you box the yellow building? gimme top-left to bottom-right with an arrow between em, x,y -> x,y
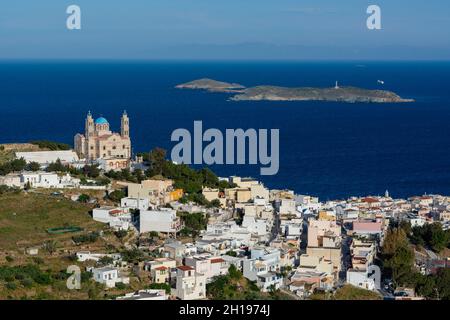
152,266 -> 170,284
318,211 -> 336,221
169,189 -> 184,202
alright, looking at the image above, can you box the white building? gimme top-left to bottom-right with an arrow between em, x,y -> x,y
120,197 -> 149,211
184,254 -> 229,282
175,266 -> 206,300
277,199 -> 298,216
0,174 -> 21,188
138,209 -> 182,234
116,289 -> 167,300
76,251 -> 122,264
256,272 -> 283,292
346,269 -> 376,291
242,216 -> 270,238
200,221 -> 253,249
402,213 -> 426,227
20,172 -> 80,188
92,207 -> 131,230
243,248 -> 283,292
287,223 -> 303,239
16,150 -> 79,167
92,266 -> 130,288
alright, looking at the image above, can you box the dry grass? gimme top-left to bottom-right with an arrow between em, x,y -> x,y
0,191 -> 141,300
0,192 -> 102,251
0,143 -> 46,164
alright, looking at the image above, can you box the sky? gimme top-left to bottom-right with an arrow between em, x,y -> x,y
0,0 -> 449,60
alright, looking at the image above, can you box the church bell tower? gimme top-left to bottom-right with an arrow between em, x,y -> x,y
85,111 -> 95,138
121,110 -> 129,138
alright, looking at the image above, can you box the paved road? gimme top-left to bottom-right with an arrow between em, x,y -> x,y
378,287 -> 394,299
270,212 -> 280,242
339,233 -> 352,282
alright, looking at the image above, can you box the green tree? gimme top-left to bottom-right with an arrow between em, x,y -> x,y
114,229 -> 128,240
43,240 -> 58,255
428,223 -> 449,252
27,162 -> 41,172
225,250 -> 237,257
228,264 -> 242,280
83,165 -> 100,178
10,158 -> 27,172
121,249 -> 144,263
29,140 -> 70,151
178,212 -> 208,238
78,194 -> 90,203
208,199 -> 222,208
435,268 -> 450,299
148,147 -> 167,176
46,159 -> 67,172
410,223 -> 450,253
108,189 -> 126,203
115,282 -> 127,290
134,168 -> 145,182
381,227 -> 414,284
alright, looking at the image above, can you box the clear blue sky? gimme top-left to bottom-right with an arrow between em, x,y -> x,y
1,0 -> 449,59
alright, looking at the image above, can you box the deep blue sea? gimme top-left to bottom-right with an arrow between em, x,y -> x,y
1,60 -> 450,200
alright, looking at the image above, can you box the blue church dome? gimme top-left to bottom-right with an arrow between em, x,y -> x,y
95,117 -> 109,125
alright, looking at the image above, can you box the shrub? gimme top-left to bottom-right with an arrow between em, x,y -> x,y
33,257 -> 44,265
115,282 -> 127,290
72,232 -> 99,244
114,230 -> 128,239
29,140 -> 71,151
6,282 -> 17,290
78,194 -> 90,203
108,190 -> 126,203
20,278 -> 33,288
27,162 -> 41,172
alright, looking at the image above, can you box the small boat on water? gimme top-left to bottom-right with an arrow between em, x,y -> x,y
377,80 -> 385,85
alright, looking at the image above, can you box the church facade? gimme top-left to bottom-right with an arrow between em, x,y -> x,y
74,111 -> 132,166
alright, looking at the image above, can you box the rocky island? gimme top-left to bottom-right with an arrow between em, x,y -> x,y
175,78 -> 245,93
176,78 -> 414,103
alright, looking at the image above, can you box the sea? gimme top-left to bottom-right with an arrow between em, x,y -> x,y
1,60 -> 450,201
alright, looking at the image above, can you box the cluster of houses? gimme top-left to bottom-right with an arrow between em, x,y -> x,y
2,143 -> 450,300
0,171 -> 81,189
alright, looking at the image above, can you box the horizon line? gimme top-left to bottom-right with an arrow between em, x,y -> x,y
1,58 -> 450,63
